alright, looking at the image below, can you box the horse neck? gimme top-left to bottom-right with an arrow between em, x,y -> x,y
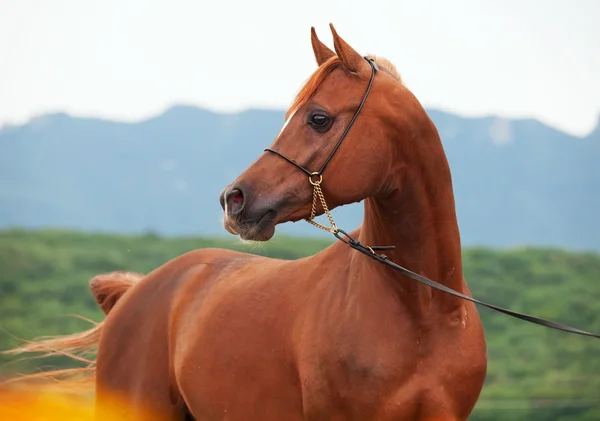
355,122 -> 465,314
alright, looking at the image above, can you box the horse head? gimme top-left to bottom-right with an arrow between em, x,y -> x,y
220,24 -> 426,242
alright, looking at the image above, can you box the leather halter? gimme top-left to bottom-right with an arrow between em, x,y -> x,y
263,57 -> 599,339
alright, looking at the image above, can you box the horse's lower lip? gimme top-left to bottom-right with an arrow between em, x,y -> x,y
240,210 -> 276,240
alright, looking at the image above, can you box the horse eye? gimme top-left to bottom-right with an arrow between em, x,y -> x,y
308,114 -> 331,130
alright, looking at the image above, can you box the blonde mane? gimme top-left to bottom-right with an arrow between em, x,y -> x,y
366,54 -> 402,82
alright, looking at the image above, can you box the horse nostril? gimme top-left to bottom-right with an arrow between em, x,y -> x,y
231,191 -> 243,204
225,188 -> 245,215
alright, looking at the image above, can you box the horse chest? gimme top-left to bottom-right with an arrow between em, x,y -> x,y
299,315 -> 485,420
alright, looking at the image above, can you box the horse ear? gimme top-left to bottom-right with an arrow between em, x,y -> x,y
311,27 -> 335,66
329,23 -> 368,74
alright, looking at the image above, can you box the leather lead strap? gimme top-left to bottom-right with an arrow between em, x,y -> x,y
334,229 -> 600,339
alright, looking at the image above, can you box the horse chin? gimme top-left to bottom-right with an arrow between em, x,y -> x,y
239,224 -> 275,242
224,210 -> 277,242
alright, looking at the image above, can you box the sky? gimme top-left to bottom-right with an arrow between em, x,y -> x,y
1,0 -> 599,137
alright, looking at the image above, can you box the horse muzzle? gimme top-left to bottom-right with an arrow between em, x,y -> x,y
220,184 -> 279,241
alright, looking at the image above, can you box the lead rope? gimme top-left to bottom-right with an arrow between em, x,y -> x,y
304,174 -> 600,339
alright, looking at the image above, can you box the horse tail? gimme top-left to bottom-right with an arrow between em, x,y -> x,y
2,271 -> 143,391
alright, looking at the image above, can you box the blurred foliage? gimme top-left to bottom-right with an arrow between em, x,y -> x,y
0,228 -> 598,420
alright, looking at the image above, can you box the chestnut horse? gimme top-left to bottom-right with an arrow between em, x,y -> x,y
7,25 -> 488,420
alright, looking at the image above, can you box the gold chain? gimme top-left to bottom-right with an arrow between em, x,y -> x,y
306,174 -> 338,234
305,174 -> 379,255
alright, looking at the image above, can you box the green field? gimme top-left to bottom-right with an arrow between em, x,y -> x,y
0,229 -> 599,420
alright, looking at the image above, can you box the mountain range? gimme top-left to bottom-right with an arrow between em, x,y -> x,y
1,105 -> 599,251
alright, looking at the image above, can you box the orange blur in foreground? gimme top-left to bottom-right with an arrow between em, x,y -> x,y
0,386 -> 166,421
0,388 -> 95,421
